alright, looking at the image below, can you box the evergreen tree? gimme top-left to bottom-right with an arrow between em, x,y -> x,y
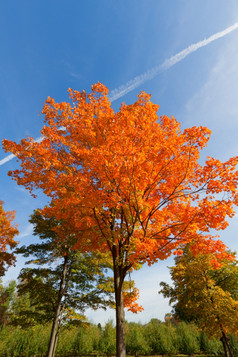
16,210 -> 113,357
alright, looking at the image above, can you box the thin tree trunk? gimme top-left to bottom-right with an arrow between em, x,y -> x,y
52,329 -> 59,357
113,247 -> 126,357
47,254 -> 68,357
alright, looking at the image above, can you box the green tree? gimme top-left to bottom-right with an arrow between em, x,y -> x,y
160,247 -> 238,357
176,321 -> 200,355
71,325 -> 95,357
16,210 -> 113,357
98,320 -> 116,357
199,330 -> 223,355
144,319 -> 163,355
126,322 -> 150,356
0,280 -> 16,328
0,279 -> 44,329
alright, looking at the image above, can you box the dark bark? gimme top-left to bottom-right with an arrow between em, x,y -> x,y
112,245 -> 126,357
221,334 -> 230,357
220,330 -> 234,357
47,254 -> 68,357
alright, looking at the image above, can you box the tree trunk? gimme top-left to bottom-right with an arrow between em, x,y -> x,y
52,329 -> 59,357
47,254 -> 68,357
221,334 -> 230,357
220,330 -> 234,357
113,247 -> 126,357
226,339 -> 234,357
206,283 -> 234,357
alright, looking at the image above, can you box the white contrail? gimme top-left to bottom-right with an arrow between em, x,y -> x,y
0,153 -> 16,166
1,22 -> 238,166
109,22 -> 238,102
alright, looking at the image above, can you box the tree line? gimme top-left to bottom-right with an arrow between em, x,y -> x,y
1,313 -> 237,357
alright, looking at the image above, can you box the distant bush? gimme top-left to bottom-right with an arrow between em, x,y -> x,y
98,320 -> 116,356
199,330 -> 223,355
229,334 -> 238,357
176,321 -> 200,355
126,322 -> 151,355
0,325 -> 50,357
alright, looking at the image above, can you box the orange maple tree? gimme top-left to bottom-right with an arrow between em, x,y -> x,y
0,202 -> 18,276
3,83 -> 238,357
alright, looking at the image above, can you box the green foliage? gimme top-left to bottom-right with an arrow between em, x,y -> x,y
54,327 -> 75,356
70,325 -> 96,356
176,321 -> 200,355
153,323 -> 177,355
229,334 -> 238,357
199,330 -> 223,355
98,320 -> 116,356
144,318 -> 163,354
12,210 -> 115,357
13,210 -> 114,335
1,280 -> 45,328
126,322 -> 150,355
16,252 -> 113,326
142,318 -> 179,355
9,289 -> 42,328
0,318 -> 235,356
0,280 -> 16,328
0,325 -> 50,357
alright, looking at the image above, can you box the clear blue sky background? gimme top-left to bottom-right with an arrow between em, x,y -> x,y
1,1 -> 238,324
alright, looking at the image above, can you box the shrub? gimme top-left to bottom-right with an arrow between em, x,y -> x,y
126,322 -> 150,355
176,322 -> 200,355
199,330 -> 223,355
98,320 -> 116,356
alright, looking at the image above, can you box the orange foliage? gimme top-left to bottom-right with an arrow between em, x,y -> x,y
123,288 -> 144,313
0,202 -> 18,276
3,83 -> 238,273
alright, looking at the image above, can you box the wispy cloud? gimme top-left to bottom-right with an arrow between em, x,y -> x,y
109,22 -> 238,102
18,224 -> 33,239
1,22 -> 238,166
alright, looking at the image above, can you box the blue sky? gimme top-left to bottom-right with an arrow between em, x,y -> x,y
1,1 -> 238,324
